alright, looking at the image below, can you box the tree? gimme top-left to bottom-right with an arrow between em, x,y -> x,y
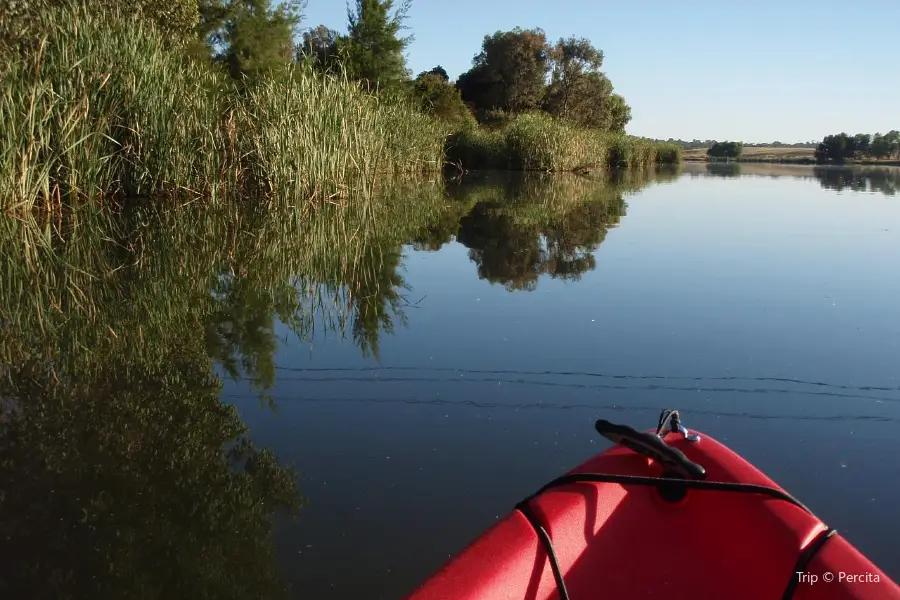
707,141 -> 743,160
601,92 -> 632,133
343,0 -> 411,90
425,65 -> 449,82
456,28 -> 550,115
885,130 -> 900,159
547,65 -> 631,132
299,24 -> 344,73
545,37 -> 604,123
813,132 -> 878,163
853,133 -> 871,157
219,0 -> 302,79
870,133 -> 892,159
410,70 -> 475,129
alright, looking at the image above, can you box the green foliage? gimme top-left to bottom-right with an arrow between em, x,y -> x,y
545,37 -> 630,131
457,28 -> 550,114
0,4 -> 227,210
0,4 -> 447,212
343,0 -> 411,90
707,141 -> 744,160
868,131 -> 900,160
232,64 -> 446,200
299,24 -> 345,73
425,65 -> 449,82
447,170 -> 678,290
455,30 -> 630,133
446,113 -> 681,171
815,130 -> 899,163
653,142 -> 684,164
411,71 -> 476,131
812,166 -> 899,195
218,0 -> 302,80
1,0 -> 199,51
653,139 -> 819,150
815,133 -> 861,163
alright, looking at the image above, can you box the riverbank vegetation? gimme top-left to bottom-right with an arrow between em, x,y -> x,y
1,0 -> 681,213
680,131 -> 899,165
447,114 -> 681,171
706,141 -> 744,161
814,131 -> 900,164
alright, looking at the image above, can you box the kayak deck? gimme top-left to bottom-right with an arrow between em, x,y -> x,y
406,423 -> 899,600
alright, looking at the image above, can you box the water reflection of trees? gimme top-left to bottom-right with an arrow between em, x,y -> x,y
687,162 -> 900,196
0,171 -> 673,596
1,205 -> 305,599
1,348 -> 302,600
704,162 -> 742,178
448,170 -> 673,291
0,182 -> 455,598
812,167 -> 899,196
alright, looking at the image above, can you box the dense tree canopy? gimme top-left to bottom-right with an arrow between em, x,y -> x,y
455,30 -> 631,132
457,28 -> 550,115
870,131 -> 900,160
707,141 -> 744,160
545,37 -> 627,130
815,130 -> 900,163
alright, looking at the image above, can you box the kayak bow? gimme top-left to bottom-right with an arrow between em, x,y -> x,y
406,410 -> 900,600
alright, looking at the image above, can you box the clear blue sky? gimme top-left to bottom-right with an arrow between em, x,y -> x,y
302,0 -> 899,143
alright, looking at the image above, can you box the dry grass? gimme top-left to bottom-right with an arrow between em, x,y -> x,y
683,147 -> 815,162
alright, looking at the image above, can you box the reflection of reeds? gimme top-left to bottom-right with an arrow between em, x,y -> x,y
447,167 -> 679,216
0,171 -> 672,382
0,180 -> 457,381
0,6 -> 446,213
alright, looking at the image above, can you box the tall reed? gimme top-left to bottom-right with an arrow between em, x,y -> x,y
1,5 -> 448,213
234,67 -> 446,203
0,6 -> 226,211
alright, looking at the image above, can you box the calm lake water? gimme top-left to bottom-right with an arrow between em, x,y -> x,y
2,163 -> 899,598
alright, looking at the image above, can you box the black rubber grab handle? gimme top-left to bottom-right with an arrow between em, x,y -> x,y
595,419 -> 706,480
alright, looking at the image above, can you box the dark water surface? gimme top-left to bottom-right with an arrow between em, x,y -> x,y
2,164 -> 899,598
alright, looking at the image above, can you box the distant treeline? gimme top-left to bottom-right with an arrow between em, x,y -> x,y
653,139 -> 817,150
815,131 -> 900,164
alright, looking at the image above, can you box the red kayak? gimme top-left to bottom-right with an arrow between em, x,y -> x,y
406,410 -> 900,600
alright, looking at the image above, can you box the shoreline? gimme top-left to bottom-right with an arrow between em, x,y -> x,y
685,157 -> 900,167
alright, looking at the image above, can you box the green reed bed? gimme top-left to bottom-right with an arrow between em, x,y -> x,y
0,7 -> 227,211
235,69 -> 446,202
0,6 -> 447,213
446,112 -> 683,172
